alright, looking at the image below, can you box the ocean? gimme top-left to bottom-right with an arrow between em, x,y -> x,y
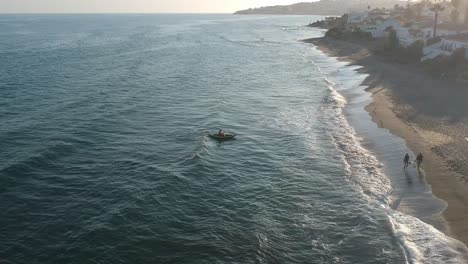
0,14 -> 467,264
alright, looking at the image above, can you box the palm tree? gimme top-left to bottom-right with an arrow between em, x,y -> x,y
430,4 -> 445,38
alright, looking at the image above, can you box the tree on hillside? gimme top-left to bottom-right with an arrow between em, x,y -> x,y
430,4 -> 445,38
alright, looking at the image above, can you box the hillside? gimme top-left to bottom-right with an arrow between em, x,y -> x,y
234,0 -> 404,15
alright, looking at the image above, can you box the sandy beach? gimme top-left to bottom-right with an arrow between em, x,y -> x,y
305,37 -> 468,246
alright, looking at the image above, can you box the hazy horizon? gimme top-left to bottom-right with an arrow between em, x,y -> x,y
0,0 -> 312,14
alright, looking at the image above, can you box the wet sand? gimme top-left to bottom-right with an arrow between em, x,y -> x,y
304,37 -> 468,246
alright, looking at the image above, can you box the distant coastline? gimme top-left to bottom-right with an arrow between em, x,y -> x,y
234,0 -> 402,16
303,35 -> 468,247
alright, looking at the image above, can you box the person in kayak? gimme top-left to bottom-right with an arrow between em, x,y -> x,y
403,153 -> 410,170
415,153 -> 424,170
217,129 -> 225,137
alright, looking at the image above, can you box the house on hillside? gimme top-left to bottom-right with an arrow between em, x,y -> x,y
422,34 -> 468,60
368,9 -> 391,20
346,11 -> 369,30
440,35 -> 468,58
346,10 -> 396,37
372,17 -> 401,38
395,26 -> 428,46
360,16 -> 385,35
343,7 -> 468,48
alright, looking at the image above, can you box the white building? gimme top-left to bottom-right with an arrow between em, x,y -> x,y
346,11 -> 370,31
394,27 -> 428,47
372,18 -> 401,38
422,34 -> 468,60
359,17 -> 384,34
441,35 -> 468,58
346,11 -> 398,37
347,12 -> 369,24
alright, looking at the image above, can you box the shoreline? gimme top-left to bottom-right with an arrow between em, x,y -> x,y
304,37 -> 468,246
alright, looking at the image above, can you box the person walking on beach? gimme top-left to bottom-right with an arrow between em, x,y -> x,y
403,153 -> 410,170
415,153 -> 424,170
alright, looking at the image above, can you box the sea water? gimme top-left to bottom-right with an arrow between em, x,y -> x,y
0,14 -> 467,263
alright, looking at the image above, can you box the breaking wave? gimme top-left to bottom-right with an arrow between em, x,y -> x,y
317,62 -> 468,264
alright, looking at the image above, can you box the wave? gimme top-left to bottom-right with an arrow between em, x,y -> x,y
320,77 -> 392,201
316,60 -> 468,263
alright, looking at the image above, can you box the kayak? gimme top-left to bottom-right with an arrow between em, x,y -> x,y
209,133 -> 236,140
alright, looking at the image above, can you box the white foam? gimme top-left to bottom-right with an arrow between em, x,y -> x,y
320,80 -> 392,201
314,54 -> 468,264
388,210 -> 468,264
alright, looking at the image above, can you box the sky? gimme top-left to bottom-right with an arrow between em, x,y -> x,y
0,0 -> 307,13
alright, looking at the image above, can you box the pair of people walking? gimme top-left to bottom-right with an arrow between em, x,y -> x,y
404,152 -> 423,170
